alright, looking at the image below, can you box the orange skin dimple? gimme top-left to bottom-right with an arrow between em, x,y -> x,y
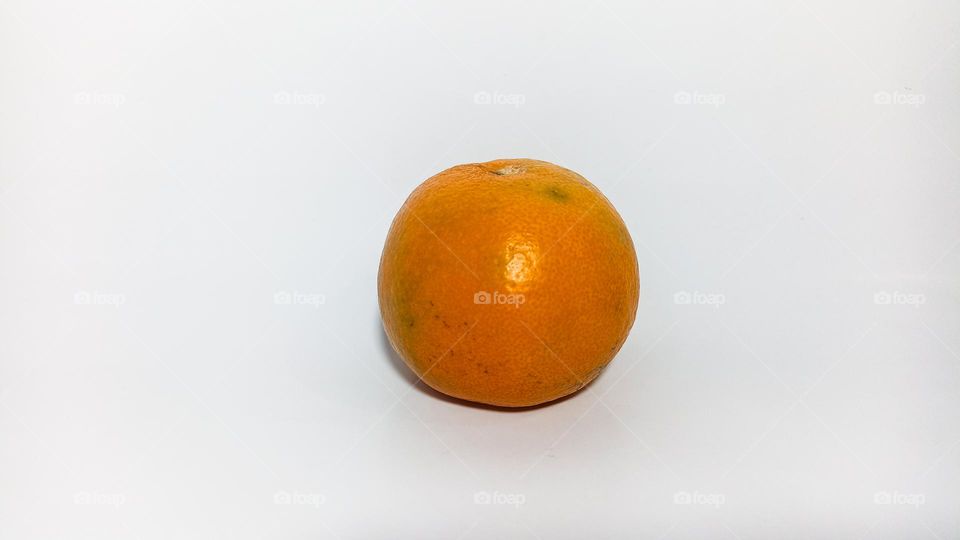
378,159 -> 640,407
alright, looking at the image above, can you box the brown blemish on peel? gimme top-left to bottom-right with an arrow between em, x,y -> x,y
544,186 -> 568,202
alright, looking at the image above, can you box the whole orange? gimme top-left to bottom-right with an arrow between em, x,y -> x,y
378,159 -> 639,407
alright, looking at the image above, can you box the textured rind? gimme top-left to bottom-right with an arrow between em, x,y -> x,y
378,159 -> 640,407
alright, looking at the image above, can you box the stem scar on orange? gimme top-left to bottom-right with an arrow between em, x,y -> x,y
378,159 -> 640,407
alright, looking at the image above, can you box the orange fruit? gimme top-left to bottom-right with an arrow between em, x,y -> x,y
378,159 -> 639,407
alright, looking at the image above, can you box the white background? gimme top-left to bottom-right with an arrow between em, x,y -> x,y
2,0 -> 959,538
